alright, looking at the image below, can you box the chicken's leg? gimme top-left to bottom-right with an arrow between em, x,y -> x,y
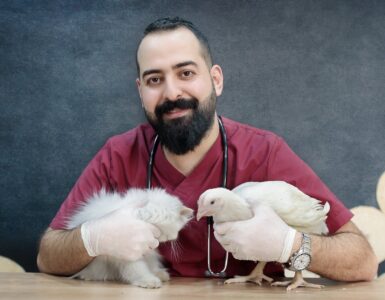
271,271 -> 324,290
224,262 -> 273,285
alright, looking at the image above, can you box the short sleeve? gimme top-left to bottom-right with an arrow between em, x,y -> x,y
49,139 -> 114,229
267,136 -> 353,233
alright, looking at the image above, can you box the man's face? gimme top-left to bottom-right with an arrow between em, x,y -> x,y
136,27 -> 223,154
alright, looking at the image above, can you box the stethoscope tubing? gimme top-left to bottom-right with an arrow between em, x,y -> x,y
147,116 -> 229,277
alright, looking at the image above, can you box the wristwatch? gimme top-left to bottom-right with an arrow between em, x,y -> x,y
286,233 -> 311,271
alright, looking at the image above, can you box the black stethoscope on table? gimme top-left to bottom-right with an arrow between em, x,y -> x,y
146,116 -> 229,278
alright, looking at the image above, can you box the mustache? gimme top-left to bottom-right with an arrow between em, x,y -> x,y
155,98 -> 199,118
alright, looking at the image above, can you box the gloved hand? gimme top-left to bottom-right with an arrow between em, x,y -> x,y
213,203 -> 297,262
80,207 -> 161,261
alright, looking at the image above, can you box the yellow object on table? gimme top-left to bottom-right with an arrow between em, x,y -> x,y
0,256 -> 25,273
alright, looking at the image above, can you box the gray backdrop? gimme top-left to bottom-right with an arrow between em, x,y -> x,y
1,0 -> 384,272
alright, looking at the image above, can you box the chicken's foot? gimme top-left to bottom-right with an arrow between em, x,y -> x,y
271,271 -> 324,290
225,262 -> 272,286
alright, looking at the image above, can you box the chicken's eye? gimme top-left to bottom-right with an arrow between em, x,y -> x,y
210,200 -> 215,205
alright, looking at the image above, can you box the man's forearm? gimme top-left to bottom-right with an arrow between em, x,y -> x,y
308,221 -> 378,281
37,227 -> 93,275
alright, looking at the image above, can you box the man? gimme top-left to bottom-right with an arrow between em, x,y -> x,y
37,17 -> 377,281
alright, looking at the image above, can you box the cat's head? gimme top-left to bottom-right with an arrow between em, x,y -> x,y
136,188 -> 193,242
156,205 -> 193,242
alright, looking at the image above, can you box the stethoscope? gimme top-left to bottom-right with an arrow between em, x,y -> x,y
146,116 -> 229,278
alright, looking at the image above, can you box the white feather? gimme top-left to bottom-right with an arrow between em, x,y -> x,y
197,181 -> 330,289
198,181 -> 329,235
232,181 -> 329,234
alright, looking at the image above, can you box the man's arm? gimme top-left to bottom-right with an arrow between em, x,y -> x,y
37,227 -> 93,275
308,221 -> 378,281
37,206 -> 161,276
215,205 -> 378,282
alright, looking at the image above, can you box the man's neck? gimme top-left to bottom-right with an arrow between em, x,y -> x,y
162,116 -> 220,176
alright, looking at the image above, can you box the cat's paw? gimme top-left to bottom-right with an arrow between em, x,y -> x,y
73,274 -> 87,280
71,272 -> 99,281
155,270 -> 170,282
132,276 -> 162,289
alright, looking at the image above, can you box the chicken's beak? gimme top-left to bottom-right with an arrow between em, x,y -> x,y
196,208 -> 212,221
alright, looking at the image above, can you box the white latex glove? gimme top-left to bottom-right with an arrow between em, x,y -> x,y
80,207 -> 161,261
213,203 -> 297,263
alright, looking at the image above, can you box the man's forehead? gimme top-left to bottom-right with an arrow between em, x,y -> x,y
137,28 -> 204,71
138,27 -> 200,52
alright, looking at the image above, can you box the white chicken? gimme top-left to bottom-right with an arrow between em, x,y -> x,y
197,181 -> 330,290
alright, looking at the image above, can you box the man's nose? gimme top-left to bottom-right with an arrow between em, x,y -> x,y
164,77 -> 183,101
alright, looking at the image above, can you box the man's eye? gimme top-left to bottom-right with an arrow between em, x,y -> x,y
147,77 -> 161,85
181,71 -> 194,78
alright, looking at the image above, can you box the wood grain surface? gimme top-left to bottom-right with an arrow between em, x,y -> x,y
1,273 -> 385,300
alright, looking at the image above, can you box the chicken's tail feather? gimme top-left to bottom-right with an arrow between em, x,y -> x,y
323,201 -> 331,215
288,200 -> 330,235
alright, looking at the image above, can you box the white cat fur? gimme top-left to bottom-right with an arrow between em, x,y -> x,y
66,188 -> 193,288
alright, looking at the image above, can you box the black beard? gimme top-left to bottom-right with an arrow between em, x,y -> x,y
144,91 -> 216,155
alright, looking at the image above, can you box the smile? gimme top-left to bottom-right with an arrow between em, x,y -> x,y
164,108 -> 191,119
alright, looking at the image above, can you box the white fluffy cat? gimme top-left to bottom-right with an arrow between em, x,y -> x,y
66,188 -> 193,288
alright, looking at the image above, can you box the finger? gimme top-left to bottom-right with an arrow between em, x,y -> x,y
213,231 -> 232,247
233,252 -> 257,261
232,251 -> 242,260
213,230 -> 224,242
213,222 -> 232,235
213,230 -> 224,243
149,238 -> 160,250
224,243 -> 239,255
148,224 -> 161,239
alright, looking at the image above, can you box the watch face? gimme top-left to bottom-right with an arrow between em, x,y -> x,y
293,253 -> 311,271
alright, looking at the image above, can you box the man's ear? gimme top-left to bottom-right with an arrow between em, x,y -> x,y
136,78 -> 142,98
210,65 -> 224,97
136,78 -> 144,107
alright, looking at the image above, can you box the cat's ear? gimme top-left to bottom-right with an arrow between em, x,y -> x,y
181,207 -> 194,219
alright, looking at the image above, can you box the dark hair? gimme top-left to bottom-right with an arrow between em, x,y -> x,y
136,17 -> 213,76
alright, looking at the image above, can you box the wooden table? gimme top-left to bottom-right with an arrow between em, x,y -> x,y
1,272 -> 385,300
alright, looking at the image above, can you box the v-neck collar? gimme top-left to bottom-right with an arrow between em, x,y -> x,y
154,132 -> 223,192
